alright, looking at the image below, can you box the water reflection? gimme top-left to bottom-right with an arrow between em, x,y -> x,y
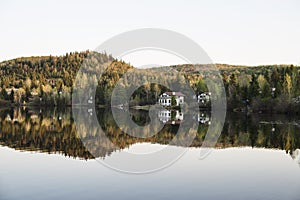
0,107 -> 93,159
157,109 -> 211,125
158,109 -> 184,124
0,107 -> 299,162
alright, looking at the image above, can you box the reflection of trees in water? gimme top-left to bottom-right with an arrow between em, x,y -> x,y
0,108 -> 300,160
0,107 -> 94,160
219,113 -> 300,156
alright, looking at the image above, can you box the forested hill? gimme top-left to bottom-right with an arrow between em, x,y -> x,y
171,63 -> 300,113
0,51 -> 300,114
0,51 -> 113,89
0,51 -> 131,106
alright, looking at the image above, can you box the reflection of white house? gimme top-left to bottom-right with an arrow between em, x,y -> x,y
158,109 -> 184,124
158,92 -> 185,106
197,113 -> 210,124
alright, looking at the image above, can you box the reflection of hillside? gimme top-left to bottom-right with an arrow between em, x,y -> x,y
96,109 -> 300,158
0,108 -> 300,160
218,113 -> 300,156
0,108 -> 94,160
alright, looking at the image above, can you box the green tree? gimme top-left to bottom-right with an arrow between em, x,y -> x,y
171,96 -> 176,106
249,74 -> 259,98
284,73 -> 292,99
196,79 -> 207,94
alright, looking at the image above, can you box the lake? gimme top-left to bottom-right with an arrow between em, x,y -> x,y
0,107 -> 300,200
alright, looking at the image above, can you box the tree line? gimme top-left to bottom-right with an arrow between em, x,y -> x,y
0,51 -> 300,113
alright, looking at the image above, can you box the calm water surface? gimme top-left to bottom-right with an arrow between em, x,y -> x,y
0,108 -> 299,200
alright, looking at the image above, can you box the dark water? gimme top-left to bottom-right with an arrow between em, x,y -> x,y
0,107 -> 300,200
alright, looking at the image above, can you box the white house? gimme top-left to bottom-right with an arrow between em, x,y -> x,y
193,92 -> 211,103
158,92 -> 185,106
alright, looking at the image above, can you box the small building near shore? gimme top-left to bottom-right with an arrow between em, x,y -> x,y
158,92 -> 185,106
193,92 -> 211,103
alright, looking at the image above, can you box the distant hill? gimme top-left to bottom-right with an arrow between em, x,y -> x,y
0,50 -> 112,88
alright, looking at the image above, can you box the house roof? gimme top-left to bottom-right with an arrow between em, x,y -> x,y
165,92 -> 185,96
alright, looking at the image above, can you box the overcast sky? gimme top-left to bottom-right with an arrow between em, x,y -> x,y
1,0 -> 300,66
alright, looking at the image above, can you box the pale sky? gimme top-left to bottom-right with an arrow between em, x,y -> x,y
1,0 -> 300,66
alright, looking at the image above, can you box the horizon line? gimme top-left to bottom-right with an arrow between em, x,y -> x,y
0,50 -> 299,68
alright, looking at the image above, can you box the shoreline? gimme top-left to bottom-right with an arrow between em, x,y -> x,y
0,104 -> 299,115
